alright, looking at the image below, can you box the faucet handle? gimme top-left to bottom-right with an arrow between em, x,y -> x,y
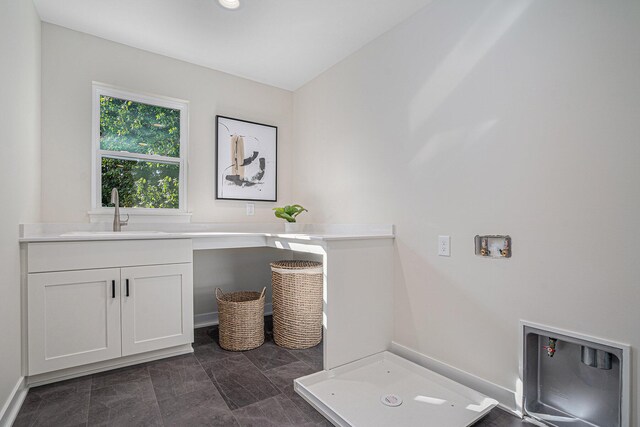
120,213 -> 130,226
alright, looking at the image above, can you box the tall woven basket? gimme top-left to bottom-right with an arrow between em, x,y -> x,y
216,287 -> 266,351
270,260 -> 323,349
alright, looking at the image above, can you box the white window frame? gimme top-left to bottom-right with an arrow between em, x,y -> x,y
91,83 -> 189,218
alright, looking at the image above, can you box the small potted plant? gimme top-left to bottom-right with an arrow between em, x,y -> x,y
273,204 -> 308,233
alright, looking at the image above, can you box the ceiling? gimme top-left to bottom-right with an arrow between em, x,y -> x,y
33,0 -> 432,91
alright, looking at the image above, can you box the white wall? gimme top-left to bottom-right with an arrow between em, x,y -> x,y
192,247 -> 324,323
193,247 -> 291,324
40,23 -> 296,321
293,0 -> 640,424
0,0 -> 41,420
41,23 -> 293,223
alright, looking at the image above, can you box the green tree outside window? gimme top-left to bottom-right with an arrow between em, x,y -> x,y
99,95 -> 182,209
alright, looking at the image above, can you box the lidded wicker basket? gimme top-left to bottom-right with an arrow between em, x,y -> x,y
215,287 -> 266,351
270,260 -> 323,349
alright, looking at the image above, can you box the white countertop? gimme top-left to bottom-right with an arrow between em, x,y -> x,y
19,223 -> 394,244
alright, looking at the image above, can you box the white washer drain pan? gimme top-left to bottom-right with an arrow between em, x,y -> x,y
294,351 -> 497,427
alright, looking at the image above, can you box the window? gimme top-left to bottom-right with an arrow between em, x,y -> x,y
92,84 -> 188,213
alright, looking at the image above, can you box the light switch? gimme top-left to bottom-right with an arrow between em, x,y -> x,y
246,203 -> 255,216
438,235 -> 450,256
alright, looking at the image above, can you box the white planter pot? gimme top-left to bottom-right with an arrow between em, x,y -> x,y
284,223 -> 304,233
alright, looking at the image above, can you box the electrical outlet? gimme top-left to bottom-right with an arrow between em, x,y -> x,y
438,235 -> 450,256
246,203 -> 255,216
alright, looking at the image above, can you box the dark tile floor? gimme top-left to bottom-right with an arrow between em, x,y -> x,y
14,317 -> 529,426
472,408 -> 532,427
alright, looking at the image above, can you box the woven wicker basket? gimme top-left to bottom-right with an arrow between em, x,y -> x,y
270,260 -> 323,349
216,287 -> 266,351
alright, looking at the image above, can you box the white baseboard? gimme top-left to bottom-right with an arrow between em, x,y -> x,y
0,376 -> 28,427
27,345 -> 193,388
390,341 -> 521,415
194,303 -> 273,328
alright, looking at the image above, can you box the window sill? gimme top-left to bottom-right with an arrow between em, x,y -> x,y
88,209 -> 192,224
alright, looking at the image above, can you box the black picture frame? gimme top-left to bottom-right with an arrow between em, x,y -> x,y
215,115 -> 278,202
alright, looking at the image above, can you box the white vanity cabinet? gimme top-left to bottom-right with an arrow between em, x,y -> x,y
28,268 -> 123,374
25,239 -> 193,376
120,263 -> 193,356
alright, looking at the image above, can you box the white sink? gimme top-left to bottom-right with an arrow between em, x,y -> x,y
60,231 -> 169,237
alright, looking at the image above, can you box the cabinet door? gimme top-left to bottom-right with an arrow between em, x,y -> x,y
121,263 -> 193,356
28,269 -> 122,375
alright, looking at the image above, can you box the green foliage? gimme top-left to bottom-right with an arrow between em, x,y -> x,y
101,158 -> 179,209
272,204 -> 308,223
99,96 -> 181,209
100,96 -> 180,156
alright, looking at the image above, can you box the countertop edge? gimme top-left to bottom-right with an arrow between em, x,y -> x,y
19,232 -> 395,244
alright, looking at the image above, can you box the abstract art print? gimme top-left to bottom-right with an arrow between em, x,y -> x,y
215,115 -> 277,201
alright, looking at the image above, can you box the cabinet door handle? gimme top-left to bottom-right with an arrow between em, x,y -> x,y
126,279 -> 130,297
111,280 -> 116,298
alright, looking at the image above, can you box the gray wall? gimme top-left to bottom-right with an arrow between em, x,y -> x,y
193,248 -> 291,324
293,0 -> 640,424
41,23 -> 293,223
0,0 -> 41,418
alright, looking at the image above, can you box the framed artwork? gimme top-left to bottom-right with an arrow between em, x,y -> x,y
215,115 -> 277,201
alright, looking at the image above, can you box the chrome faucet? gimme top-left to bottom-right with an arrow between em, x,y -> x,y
110,188 -> 129,232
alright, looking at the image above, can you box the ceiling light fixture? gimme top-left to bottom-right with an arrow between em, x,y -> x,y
218,0 -> 240,10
